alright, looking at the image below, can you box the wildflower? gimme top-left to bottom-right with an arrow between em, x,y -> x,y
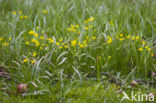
67,28 -> 76,32
19,10 -> 22,14
0,38 -> 2,41
85,20 -> 88,23
126,35 -> 131,39
145,46 -> 151,52
119,38 -> 124,41
23,58 -> 28,63
135,36 -> 139,40
42,10 -> 48,14
108,56 -> 111,59
59,46 -> 63,49
40,47 -> 43,50
142,41 -> 146,45
59,38 -> 63,42
34,33 -> 39,37
98,56 -> 101,61
79,42 -> 85,48
151,52 -> 154,57
29,30 -> 35,35
25,41 -> 29,45
33,52 -> 37,57
31,39 -> 36,42
36,26 -> 39,30
75,25 -> 79,28
84,27 -> 88,30
47,38 -> 54,43
138,47 -> 143,51
92,36 -> 96,40
23,16 -> 28,19
56,42 -> 60,45
35,41 -> 39,46
131,36 -> 135,40
40,36 -> 44,40
107,36 -> 112,44
20,16 -> 23,19
13,11 -> 16,15
64,45 -> 68,48
71,40 -> 77,46
120,33 -> 123,37
31,60 -> 36,64
2,42 -> 8,46
87,17 -> 95,22
116,36 -> 119,39
9,37 -> 11,41
89,25 -> 93,28
70,24 -> 74,28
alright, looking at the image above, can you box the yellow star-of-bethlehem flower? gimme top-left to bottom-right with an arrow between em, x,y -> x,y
71,40 -> 77,46
138,47 -> 143,51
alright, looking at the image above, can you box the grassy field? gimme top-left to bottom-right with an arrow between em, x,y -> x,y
0,0 -> 156,102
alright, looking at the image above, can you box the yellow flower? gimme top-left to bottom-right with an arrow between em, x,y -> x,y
92,36 -> 96,40
135,36 -> 139,40
47,38 -> 54,43
116,36 -> 119,39
89,25 -> 93,28
9,37 -> 11,41
131,36 -> 135,40
120,33 -> 123,37
138,47 -> 143,51
75,25 -> 79,28
25,41 -> 29,45
87,17 -> 95,22
67,28 -> 76,32
29,30 -> 35,35
78,42 -> 86,48
85,20 -> 88,23
142,41 -> 146,45
23,16 -> 27,19
33,52 -> 37,57
151,52 -> 154,57
20,16 -> 23,19
43,10 -> 48,14
31,39 -> 36,42
31,60 -> 36,64
71,40 -> 77,46
13,11 -> 16,15
23,58 -> 28,63
59,46 -> 63,49
40,47 -> 43,50
2,42 -> 8,46
0,38 -> 2,41
36,26 -> 39,30
126,35 -> 131,39
40,36 -> 44,40
145,46 -> 151,52
59,38 -> 63,42
107,36 -> 112,44
64,45 -> 68,48
119,38 -> 124,41
70,24 -> 74,28
56,42 -> 60,45
19,10 -> 22,14
108,56 -> 111,59
98,56 -> 101,61
34,33 -> 39,37
84,27 -> 88,30
35,41 -> 39,46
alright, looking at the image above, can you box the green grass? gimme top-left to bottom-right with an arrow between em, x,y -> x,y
0,0 -> 156,102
